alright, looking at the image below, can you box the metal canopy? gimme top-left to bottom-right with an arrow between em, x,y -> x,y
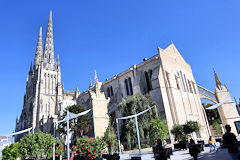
206,100 -> 232,110
7,127 -> 32,136
58,109 -> 91,123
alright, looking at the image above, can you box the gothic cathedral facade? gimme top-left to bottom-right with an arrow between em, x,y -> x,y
16,11 -> 240,142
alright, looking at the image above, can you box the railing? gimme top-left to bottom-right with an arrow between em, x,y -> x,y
197,85 -> 217,102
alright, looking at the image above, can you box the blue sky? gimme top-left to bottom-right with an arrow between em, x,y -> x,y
0,0 -> 239,135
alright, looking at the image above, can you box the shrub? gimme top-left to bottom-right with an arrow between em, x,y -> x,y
55,143 -> 64,158
76,136 -> 107,159
103,123 -> 118,154
2,142 -> 22,160
171,124 -> 186,141
171,121 -> 200,142
149,118 -> 168,144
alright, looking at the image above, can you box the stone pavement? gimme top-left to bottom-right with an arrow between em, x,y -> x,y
120,146 -> 233,160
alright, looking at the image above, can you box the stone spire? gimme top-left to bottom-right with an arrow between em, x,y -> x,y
214,69 -> 222,89
89,77 -> 92,89
57,54 -> 60,70
94,70 -> 99,86
43,11 -> 54,64
75,87 -> 79,98
34,27 -> 43,68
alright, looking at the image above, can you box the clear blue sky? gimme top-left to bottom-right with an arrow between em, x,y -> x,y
0,0 -> 239,135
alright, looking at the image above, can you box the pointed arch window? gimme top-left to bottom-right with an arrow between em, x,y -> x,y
107,86 -> 114,98
125,79 -> 129,96
125,77 -> 133,96
175,75 -> 180,90
145,70 -> 153,92
128,78 -> 133,95
184,74 -> 189,92
180,71 -> 186,92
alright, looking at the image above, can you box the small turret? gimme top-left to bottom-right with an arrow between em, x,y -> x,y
75,87 -> 80,99
94,70 -> 99,87
57,54 -> 60,70
89,77 -> 93,89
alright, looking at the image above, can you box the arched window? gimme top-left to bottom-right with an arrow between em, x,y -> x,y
144,70 -> 153,92
175,75 -> 180,90
128,77 -> 133,95
107,87 -> 111,97
180,71 -> 186,91
107,86 -> 114,97
125,79 -> 129,96
110,86 -> 113,96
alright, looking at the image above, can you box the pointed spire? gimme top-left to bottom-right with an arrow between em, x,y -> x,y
57,54 -> 60,70
75,87 -> 79,98
94,70 -> 98,85
214,68 -> 222,89
89,77 -> 92,89
43,10 -> 54,64
34,27 -> 43,67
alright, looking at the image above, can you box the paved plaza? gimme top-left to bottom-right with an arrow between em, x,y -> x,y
120,147 -> 235,160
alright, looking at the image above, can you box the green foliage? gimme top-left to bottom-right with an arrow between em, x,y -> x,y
149,118 -> 168,144
103,123 -> 118,154
212,121 -> 223,137
171,124 -> 186,141
171,121 -> 200,141
55,143 -> 64,158
76,136 -> 107,159
119,93 -> 156,150
20,130 -> 62,159
183,121 -> 200,135
58,104 -> 92,144
204,104 -> 221,125
2,142 -> 22,160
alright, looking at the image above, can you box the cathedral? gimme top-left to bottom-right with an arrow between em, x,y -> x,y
15,11 -> 240,142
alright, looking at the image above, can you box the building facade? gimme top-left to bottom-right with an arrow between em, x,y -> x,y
19,11 -> 240,142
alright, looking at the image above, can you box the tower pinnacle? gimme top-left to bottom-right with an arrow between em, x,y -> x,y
214,69 -> 222,89
95,70 -> 98,85
43,10 -> 54,65
89,77 -> 93,89
34,27 -> 43,68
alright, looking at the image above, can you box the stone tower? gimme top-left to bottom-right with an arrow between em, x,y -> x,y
88,70 -> 110,137
16,11 -> 63,136
214,70 -> 240,134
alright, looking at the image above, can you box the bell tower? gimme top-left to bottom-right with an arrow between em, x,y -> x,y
214,70 -> 240,134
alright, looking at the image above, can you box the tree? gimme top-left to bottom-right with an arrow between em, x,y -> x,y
171,121 -> 200,141
212,121 -> 223,137
58,104 -> 92,144
204,103 -> 221,125
149,118 -> 168,144
183,121 -> 200,135
171,124 -> 186,141
119,93 -> 156,150
103,122 -> 118,153
20,131 -> 62,159
2,142 -> 22,160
